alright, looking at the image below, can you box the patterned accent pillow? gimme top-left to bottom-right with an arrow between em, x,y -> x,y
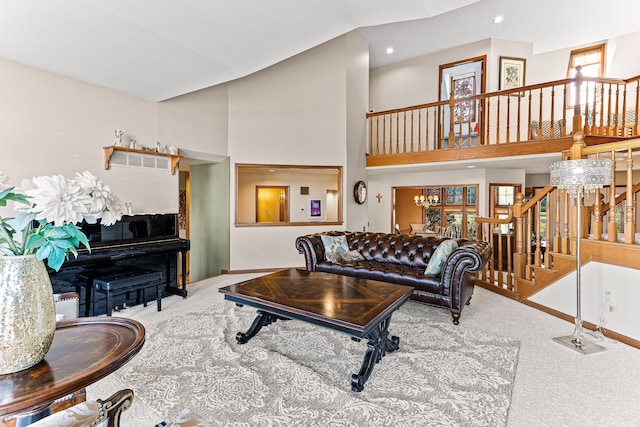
340,250 -> 365,262
325,250 -> 364,263
424,239 -> 458,275
325,251 -> 343,263
320,235 -> 349,259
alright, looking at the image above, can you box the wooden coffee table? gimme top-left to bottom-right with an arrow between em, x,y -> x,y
219,268 -> 414,392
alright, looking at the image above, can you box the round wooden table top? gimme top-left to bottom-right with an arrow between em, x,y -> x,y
0,317 -> 145,417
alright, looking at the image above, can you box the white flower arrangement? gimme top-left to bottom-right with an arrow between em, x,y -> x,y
0,171 -> 126,271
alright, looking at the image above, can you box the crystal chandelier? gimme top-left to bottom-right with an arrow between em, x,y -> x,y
414,194 -> 440,207
550,157 -> 613,354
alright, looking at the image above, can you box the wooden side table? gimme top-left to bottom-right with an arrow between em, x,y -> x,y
0,317 -> 145,426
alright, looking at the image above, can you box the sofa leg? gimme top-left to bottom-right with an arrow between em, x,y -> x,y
452,313 -> 460,325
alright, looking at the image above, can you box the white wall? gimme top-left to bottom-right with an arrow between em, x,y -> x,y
227,34 -> 360,270
0,57 -> 178,215
529,262 -> 640,342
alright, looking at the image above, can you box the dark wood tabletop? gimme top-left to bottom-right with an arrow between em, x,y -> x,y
219,268 -> 414,338
0,317 -> 145,418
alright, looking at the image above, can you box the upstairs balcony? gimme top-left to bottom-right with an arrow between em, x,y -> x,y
366,69 -> 640,167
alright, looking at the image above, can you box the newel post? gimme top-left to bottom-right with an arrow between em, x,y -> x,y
448,89 -> 456,143
512,192 -> 527,279
572,66 -> 584,134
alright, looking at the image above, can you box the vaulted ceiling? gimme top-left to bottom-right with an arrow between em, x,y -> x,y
1,0 -> 639,101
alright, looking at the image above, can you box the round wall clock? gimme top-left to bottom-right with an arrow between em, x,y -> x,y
354,181 -> 367,204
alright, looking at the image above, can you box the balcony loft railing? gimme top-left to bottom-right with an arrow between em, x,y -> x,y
366,69 -> 640,166
474,134 -> 640,305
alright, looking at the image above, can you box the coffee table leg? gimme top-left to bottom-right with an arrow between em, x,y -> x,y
236,310 -> 282,344
351,315 -> 399,392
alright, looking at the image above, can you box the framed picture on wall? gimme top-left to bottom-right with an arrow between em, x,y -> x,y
499,56 -> 526,93
308,198 -> 324,220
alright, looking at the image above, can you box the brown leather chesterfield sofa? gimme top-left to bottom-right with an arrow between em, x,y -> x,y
295,231 -> 492,325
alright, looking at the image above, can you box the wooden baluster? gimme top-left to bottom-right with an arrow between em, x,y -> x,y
599,84 -> 606,135
583,81 -> 590,134
368,116 -> 373,155
525,209 -> 533,281
394,113 -> 399,154
527,92 -> 533,140
634,82 -> 640,135
425,107 -> 429,151
402,111 -> 407,153
538,89 -> 543,138
590,83 -> 598,134
614,84 -> 621,136
562,191 -> 570,254
496,97 -> 501,144
516,92 -> 522,142
606,84 -> 613,135
410,111 -> 414,153
593,187 -> 603,240
418,110 -> 422,151
622,85 -> 628,136
562,84 -> 567,136
535,200 -> 542,266
625,148 -> 635,243
486,98 -> 491,144
550,86 -> 556,138
506,222 -> 513,291
497,227 -> 504,288
505,95 -> 511,143
554,188 -> 561,253
544,194 -> 551,268
607,150 -> 617,242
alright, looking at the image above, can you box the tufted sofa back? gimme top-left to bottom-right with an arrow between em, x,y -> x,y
317,230 -> 464,270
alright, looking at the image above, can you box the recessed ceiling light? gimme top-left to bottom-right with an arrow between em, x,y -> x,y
386,47 -> 394,54
492,15 -> 504,24
467,165 -> 476,169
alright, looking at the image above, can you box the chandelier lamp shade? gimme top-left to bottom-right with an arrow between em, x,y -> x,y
550,157 -> 613,354
414,194 -> 440,207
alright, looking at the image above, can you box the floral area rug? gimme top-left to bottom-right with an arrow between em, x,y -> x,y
92,299 -> 520,427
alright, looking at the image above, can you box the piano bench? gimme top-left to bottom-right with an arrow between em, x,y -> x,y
90,267 -> 164,316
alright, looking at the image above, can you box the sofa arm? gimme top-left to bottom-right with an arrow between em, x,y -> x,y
440,240 -> 492,316
295,234 -> 326,271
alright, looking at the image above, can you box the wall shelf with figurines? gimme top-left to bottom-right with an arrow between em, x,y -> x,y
104,129 -> 182,175
103,146 -> 182,175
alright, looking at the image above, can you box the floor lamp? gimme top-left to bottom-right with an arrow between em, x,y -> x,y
550,158 -> 613,354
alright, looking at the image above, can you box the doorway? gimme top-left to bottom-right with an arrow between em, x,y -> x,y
256,186 -> 289,223
439,56 -> 486,147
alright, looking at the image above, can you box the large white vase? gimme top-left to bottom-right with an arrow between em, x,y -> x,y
0,254 -> 56,374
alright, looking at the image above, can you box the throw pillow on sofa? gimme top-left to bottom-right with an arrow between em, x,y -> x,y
424,239 -> 458,275
340,250 -> 365,262
321,234 -> 349,255
325,250 -> 365,263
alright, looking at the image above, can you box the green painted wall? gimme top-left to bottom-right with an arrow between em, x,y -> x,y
189,159 -> 230,281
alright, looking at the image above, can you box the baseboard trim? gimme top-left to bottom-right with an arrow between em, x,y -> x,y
523,299 -> 640,350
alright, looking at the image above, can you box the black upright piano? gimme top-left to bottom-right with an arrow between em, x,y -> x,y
49,213 -> 190,314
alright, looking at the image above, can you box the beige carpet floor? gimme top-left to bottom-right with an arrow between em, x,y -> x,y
88,272 -> 640,426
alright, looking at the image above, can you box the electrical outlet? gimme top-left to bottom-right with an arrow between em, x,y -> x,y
604,290 -> 615,311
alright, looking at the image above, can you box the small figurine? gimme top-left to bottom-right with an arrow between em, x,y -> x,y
130,139 -> 137,149
113,129 -> 124,146
156,141 -> 161,152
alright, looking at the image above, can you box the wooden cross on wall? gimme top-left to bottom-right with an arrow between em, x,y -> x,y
376,193 -> 382,203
